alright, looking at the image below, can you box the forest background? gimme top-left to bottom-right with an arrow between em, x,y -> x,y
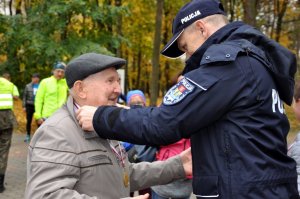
0,0 -> 300,143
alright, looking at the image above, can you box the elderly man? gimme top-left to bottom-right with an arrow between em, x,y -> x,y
25,53 -> 192,199
76,0 -> 298,198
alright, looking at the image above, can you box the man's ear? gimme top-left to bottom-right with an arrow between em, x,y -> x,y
195,20 -> 208,38
73,80 -> 87,99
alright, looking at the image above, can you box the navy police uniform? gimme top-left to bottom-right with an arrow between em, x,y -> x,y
92,22 -> 299,198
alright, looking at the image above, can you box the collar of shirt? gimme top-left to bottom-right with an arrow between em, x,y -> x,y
73,101 -> 99,139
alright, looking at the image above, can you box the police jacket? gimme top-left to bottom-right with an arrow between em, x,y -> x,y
92,22 -> 299,198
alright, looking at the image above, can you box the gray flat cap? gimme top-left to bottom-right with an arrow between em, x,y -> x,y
65,53 -> 126,88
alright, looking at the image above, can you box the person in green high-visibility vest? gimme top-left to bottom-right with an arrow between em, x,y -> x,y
0,72 -> 19,193
34,62 -> 68,126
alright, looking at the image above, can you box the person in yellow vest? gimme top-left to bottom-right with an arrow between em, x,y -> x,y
2,72 -> 19,100
34,62 -> 68,126
0,72 -> 19,193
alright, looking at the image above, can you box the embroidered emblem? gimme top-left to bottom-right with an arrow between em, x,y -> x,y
163,78 -> 195,105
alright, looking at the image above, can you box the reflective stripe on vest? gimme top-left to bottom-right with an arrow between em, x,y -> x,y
0,93 -> 13,109
0,80 -> 14,110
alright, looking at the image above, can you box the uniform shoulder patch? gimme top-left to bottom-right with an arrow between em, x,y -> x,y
163,78 -> 195,105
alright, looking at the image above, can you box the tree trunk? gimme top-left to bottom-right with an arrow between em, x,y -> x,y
20,0 -> 27,21
242,0 -> 258,28
275,0 -> 288,42
221,0 -> 236,22
136,48 -> 142,89
150,0 -> 164,106
9,0 -> 13,15
115,0 -> 122,57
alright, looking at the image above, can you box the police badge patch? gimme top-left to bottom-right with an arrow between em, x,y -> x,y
163,78 -> 195,105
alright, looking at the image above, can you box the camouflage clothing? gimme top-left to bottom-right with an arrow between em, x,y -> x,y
0,128 -> 12,175
0,110 -> 15,175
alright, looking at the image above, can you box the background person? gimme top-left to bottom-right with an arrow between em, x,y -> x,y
22,73 -> 40,143
34,62 -> 68,126
25,53 -> 192,199
151,139 -> 192,199
2,72 -> 19,100
124,90 -> 154,198
76,0 -> 299,198
0,73 -> 18,193
288,80 -> 300,195
151,74 -> 192,199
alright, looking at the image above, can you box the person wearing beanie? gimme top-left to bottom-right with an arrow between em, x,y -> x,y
25,52 -> 192,199
77,0 -> 298,198
34,62 -> 68,126
126,90 -> 146,108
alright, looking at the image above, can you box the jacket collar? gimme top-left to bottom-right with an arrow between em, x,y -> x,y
66,96 -> 99,139
183,21 -> 245,74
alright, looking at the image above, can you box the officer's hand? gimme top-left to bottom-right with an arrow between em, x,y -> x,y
179,147 -> 192,177
76,105 -> 97,132
131,193 -> 149,199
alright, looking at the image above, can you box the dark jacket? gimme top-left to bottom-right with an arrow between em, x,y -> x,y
92,22 -> 299,198
22,82 -> 35,107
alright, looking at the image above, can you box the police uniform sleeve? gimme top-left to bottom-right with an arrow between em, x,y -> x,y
92,60 -> 247,146
93,78 -> 228,146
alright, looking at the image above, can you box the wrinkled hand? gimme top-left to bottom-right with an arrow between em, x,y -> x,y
131,193 -> 149,199
179,147 -> 192,177
76,105 -> 97,132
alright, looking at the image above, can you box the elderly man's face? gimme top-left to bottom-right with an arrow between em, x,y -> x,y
82,67 -> 121,106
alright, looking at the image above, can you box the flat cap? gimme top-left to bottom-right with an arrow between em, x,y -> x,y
65,53 -> 126,88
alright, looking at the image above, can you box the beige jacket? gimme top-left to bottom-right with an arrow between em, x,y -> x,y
25,96 -> 185,199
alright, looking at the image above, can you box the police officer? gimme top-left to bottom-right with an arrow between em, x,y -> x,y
0,73 -> 18,193
77,0 -> 299,198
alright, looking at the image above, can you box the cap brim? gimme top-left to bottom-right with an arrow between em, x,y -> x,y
161,29 -> 185,58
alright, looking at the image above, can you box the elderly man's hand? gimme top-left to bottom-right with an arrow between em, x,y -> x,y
76,105 -> 97,132
179,147 -> 192,177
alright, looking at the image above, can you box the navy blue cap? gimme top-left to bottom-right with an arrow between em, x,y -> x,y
65,53 -> 126,88
53,62 -> 66,70
161,0 -> 226,58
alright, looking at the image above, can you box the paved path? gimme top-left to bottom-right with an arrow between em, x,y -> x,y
0,133 -> 27,199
